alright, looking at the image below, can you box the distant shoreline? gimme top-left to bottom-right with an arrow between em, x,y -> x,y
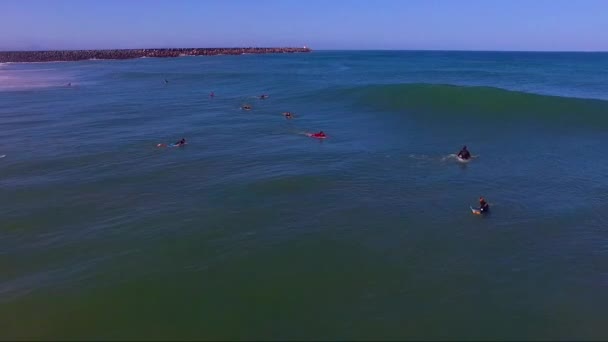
0,47 -> 312,63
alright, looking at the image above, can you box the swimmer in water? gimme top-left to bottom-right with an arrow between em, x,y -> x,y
479,197 -> 489,213
457,145 -> 471,160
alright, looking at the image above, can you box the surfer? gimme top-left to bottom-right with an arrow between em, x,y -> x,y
312,131 -> 326,138
457,145 -> 471,160
283,112 -> 293,119
259,94 -> 269,100
175,138 -> 186,147
241,104 -> 252,110
479,197 -> 489,213
210,91 -> 215,98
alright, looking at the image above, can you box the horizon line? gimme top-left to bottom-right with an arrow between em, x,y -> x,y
316,48 -> 608,53
1,47 -> 607,53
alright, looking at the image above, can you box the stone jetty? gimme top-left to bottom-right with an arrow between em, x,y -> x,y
0,47 -> 312,63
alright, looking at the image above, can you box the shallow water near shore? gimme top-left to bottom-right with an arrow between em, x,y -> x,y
1,51 -> 608,340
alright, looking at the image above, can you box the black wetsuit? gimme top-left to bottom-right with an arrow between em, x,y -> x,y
458,149 -> 471,160
480,200 -> 489,212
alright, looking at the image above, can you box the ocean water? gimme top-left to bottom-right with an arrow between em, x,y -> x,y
1,51 -> 608,340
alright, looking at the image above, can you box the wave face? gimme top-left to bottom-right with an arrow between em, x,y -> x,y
350,83 -> 608,126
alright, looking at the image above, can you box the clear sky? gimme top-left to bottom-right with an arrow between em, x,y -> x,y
1,0 -> 607,51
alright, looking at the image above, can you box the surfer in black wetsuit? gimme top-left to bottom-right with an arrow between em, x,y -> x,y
479,197 -> 489,213
458,145 -> 471,160
175,138 -> 186,147
259,94 -> 269,99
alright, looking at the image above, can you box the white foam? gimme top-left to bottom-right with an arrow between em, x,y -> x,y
442,154 -> 479,163
409,154 -> 431,160
0,68 -> 73,91
0,60 -> 69,65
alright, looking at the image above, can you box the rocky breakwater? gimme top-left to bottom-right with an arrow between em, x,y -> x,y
0,47 -> 312,63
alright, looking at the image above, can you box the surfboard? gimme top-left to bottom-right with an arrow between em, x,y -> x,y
471,206 -> 482,215
157,143 -> 186,148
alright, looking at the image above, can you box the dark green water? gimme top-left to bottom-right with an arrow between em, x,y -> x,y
1,51 -> 608,340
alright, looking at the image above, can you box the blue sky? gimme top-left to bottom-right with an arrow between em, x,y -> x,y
1,0 -> 607,51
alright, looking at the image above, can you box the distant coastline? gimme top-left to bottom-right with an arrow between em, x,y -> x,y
0,47 -> 312,63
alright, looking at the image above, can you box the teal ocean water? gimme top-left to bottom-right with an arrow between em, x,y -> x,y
1,51 -> 608,340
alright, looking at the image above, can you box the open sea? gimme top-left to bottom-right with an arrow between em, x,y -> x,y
1,51 -> 608,340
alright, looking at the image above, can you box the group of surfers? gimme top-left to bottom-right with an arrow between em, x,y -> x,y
162,87 -> 487,215
238,94 -> 326,138
458,145 -> 490,214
